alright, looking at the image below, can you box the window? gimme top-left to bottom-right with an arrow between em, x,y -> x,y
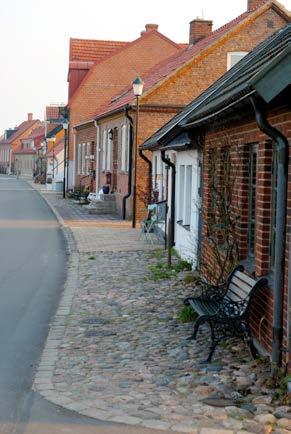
77,144 -> 81,174
247,145 -> 258,257
227,52 -> 248,70
270,146 -> 278,270
85,142 -> 91,174
82,143 -> 86,174
184,165 -> 192,226
106,130 -> 112,171
121,125 -> 127,171
177,164 -> 192,229
178,165 -> 185,221
153,155 -> 158,190
102,131 -> 106,171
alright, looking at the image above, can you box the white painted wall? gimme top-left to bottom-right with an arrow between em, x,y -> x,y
175,149 -> 201,266
152,148 -> 201,266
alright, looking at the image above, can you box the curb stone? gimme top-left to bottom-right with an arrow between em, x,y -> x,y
30,182 -> 79,409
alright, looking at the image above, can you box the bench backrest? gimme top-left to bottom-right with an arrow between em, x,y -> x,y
224,265 -> 267,316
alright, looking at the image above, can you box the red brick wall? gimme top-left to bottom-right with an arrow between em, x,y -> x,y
142,8 -> 287,108
134,6 -> 288,221
201,106 -> 291,367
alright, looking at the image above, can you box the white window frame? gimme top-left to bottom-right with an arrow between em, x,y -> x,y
121,124 -> 127,172
184,165 -> 192,226
86,142 -> 90,174
227,51 -> 248,70
82,143 -> 86,174
106,130 -> 112,171
102,130 -> 107,171
178,165 -> 185,221
177,164 -> 192,226
77,143 -> 81,175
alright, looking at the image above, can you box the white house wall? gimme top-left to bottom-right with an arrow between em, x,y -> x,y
151,148 -> 200,266
175,149 -> 200,266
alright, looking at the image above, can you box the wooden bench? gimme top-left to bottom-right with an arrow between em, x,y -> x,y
184,265 -> 268,362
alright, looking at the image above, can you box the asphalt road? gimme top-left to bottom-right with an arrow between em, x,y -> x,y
0,176 -> 174,434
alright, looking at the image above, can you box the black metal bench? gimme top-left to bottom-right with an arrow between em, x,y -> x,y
184,265 -> 268,362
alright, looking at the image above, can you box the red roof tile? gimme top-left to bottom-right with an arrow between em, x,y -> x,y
46,106 -> 65,121
0,120 -> 40,145
24,125 -> 45,139
69,38 -> 129,62
92,2 -> 287,121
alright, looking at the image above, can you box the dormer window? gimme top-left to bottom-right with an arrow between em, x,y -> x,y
227,52 -> 248,70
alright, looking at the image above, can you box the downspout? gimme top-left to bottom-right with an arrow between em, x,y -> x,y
161,150 -> 175,246
251,95 -> 289,368
139,148 -> 152,204
122,106 -> 133,220
94,121 -> 100,194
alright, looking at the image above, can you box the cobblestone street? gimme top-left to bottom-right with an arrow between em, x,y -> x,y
33,188 -> 291,434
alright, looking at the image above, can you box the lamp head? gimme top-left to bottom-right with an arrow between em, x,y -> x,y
132,76 -> 144,97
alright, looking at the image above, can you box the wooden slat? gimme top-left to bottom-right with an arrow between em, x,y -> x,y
231,276 -> 252,294
189,299 -> 219,316
235,270 -> 256,286
227,283 -> 248,301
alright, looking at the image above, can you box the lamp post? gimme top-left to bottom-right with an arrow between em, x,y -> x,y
62,121 -> 69,198
132,76 -> 144,228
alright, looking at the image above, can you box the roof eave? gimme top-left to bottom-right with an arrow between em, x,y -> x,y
249,46 -> 291,103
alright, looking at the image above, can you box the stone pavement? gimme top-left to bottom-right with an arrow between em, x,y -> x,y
32,186 -> 291,434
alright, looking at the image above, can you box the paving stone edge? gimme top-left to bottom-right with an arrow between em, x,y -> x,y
30,185 -> 82,412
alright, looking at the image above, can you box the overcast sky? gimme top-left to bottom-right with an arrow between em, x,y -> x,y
0,0 -> 290,134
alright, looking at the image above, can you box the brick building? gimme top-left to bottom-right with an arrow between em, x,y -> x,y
75,0 -> 289,222
0,114 -> 41,174
67,25 -> 185,189
141,0 -> 289,260
142,24 -> 291,369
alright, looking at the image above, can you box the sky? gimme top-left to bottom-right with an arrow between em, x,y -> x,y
0,0 -> 290,134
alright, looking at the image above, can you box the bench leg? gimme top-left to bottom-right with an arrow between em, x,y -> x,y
206,340 -> 219,363
187,317 -> 203,340
204,321 -> 219,363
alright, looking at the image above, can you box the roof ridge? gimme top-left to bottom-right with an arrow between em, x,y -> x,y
70,37 -> 129,44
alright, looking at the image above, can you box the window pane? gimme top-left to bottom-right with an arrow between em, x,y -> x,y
178,165 -> 185,221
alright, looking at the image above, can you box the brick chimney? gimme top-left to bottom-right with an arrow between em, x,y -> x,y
189,18 -> 213,45
248,0 -> 268,10
141,24 -> 159,35
27,113 -> 33,121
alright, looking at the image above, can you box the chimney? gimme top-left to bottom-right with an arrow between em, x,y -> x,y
27,113 -> 33,121
189,18 -> 213,45
247,0 -> 267,10
141,23 -> 159,35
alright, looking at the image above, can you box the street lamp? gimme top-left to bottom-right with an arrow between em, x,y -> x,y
62,121 -> 69,198
132,76 -> 144,228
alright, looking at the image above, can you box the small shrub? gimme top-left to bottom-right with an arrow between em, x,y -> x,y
88,255 -> 96,260
265,366 -> 288,402
147,263 -> 175,280
184,274 -> 195,284
173,259 -> 192,273
177,305 -> 197,323
151,249 -> 164,260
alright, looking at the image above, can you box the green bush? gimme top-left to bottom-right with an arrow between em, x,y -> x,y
173,259 -> 192,272
177,305 -> 197,323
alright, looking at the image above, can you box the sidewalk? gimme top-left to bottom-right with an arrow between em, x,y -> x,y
33,186 -> 291,434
